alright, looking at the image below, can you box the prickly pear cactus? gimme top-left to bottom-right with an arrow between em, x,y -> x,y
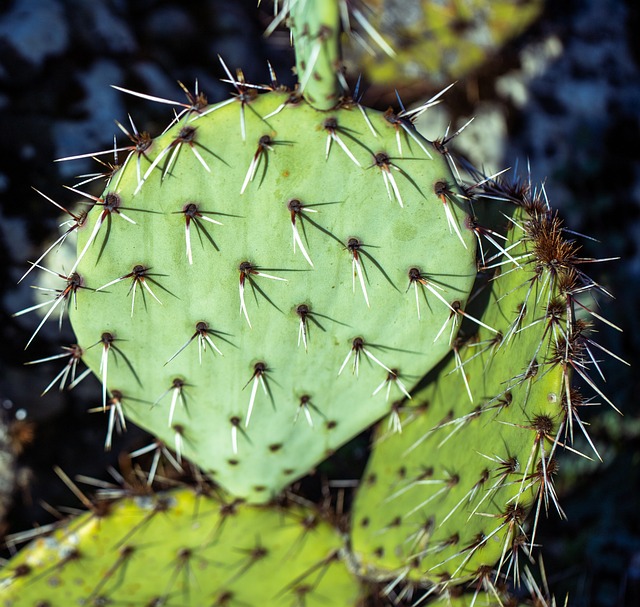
52,7 -> 476,503
0,487 -> 361,606
350,182 -> 601,587
342,0 -> 544,91
6,2 -> 622,606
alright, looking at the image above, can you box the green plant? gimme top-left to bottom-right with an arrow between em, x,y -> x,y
3,2 -> 621,606
1,484 -> 360,606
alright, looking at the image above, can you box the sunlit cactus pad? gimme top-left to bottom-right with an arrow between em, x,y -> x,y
351,200 -> 572,584
0,487 -> 361,606
344,0 -> 544,89
67,90 -> 476,502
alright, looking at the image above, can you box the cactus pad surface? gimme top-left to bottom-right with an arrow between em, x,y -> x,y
351,196 -> 574,586
0,487 -> 360,606
66,90 -> 476,502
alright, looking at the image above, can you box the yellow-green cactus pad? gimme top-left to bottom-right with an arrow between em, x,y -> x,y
344,0 -> 544,88
0,488 -> 360,606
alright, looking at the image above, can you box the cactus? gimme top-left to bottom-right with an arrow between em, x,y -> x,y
0,485 -> 361,606
342,0 -> 545,94
29,5 -> 476,504
4,1 -> 622,606
350,198 -> 568,586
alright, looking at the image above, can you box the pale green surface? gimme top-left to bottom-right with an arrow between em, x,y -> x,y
69,92 -> 476,502
290,0 -> 343,109
0,488 -> 360,606
351,205 -> 567,583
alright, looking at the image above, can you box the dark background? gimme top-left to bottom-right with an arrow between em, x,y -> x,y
0,1 -> 639,605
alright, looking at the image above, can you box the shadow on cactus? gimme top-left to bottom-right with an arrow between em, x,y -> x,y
3,1 -> 624,606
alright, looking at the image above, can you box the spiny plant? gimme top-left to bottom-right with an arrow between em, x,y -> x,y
342,0 -> 545,95
14,0 -> 477,504
351,196 -> 573,591
0,481 -> 361,606
4,1 -> 623,606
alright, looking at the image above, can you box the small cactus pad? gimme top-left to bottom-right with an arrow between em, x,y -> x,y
66,90 -> 476,502
0,488 -> 361,606
351,197 -> 577,585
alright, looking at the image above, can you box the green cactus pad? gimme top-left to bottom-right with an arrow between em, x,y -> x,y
65,90 -> 476,502
350,198 -> 572,585
0,487 -> 360,606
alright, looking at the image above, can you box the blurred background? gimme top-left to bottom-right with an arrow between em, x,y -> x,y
0,1 -> 638,605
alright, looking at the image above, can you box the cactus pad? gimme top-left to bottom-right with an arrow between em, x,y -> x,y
344,0 -> 544,90
64,90 -> 476,502
0,487 -> 360,606
350,194 -> 577,586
